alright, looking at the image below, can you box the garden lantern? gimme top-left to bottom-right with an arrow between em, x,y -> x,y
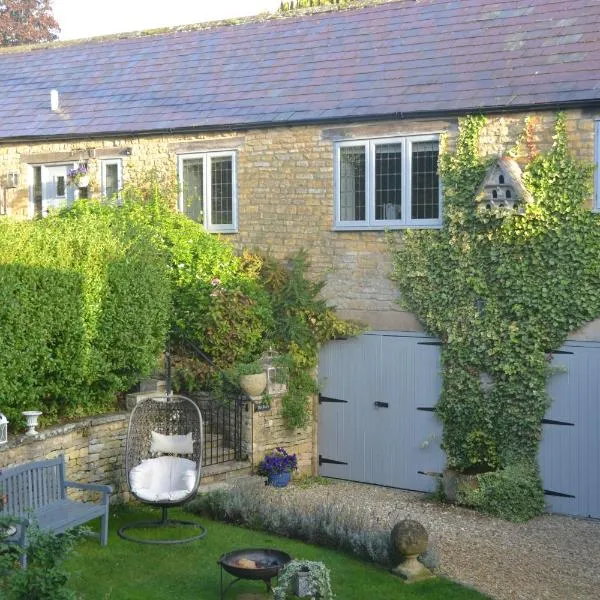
0,412 -> 8,445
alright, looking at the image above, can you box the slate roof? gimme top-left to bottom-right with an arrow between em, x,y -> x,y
1,0 -> 600,141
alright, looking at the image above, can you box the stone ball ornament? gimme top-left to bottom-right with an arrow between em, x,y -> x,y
390,519 -> 434,582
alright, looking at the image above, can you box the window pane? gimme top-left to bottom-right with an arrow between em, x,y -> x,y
104,163 -> 119,199
33,166 -> 42,217
56,175 -> 65,197
375,143 -> 402,220
411,141 -> 439,220
339,146 -> 366,221
210,156 -> 233,226
182,158 -> 203,222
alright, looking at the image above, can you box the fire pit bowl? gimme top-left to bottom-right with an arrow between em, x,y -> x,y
217,548 -> 291,597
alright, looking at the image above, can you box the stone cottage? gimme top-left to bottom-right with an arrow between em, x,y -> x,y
1,0 -> 600,515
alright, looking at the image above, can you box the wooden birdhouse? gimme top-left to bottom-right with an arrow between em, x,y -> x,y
476,157 -> 532,212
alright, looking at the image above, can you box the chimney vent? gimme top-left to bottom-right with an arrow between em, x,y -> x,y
50,89 -> 59,111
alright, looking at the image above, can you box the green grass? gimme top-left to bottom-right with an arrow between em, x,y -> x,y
65,506 -> 488,599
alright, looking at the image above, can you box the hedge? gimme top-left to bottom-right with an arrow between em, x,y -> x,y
0,206 -> 171,427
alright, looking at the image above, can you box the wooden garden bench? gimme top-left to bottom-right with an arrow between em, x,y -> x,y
0,454 -> 112,566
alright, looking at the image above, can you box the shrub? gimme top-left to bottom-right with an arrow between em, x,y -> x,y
188,480 -> 437,568
0,522 -> 81,600
457,462 -> 545,522
118,176 -> 273,368
0,205 -> 170,426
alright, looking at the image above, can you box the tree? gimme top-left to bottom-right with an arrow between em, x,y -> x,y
0,0 -> 59,47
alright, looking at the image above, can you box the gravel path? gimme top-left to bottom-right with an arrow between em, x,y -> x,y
256,479 -> 600,600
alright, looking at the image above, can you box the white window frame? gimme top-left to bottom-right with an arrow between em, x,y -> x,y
334,134 -> 442,230
177,151 -> 237,233
101,158 -> 123,202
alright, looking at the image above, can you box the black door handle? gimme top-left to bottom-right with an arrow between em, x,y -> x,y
374,401 -> 389,408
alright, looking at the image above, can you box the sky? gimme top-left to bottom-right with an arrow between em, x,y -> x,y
53,0 -> 283,41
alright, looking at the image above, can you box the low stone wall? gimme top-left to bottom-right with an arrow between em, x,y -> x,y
0,394 -> 316,500
0,413 -> 130,502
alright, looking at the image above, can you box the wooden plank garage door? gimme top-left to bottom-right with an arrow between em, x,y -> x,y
317,332 -> 444,492
319,334 -> 600,518
539,341 -> 600,518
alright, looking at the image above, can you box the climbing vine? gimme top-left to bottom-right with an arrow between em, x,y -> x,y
389,113 -> 600,521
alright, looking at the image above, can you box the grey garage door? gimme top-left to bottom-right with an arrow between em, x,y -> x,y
317,332 -> 444,493
540,341 -> 600,518
319,333 -> 600,518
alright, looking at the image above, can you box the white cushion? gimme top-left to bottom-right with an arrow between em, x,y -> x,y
130,456 -> 197,502
150,431 -> 193,454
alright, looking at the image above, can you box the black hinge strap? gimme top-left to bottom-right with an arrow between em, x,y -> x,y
418,341 -> 443,346
319,395 -> 348,404
319,455 -> 348,466
544,489 -> 576,498
542,418 -> 575,426
417,406 -> 436,412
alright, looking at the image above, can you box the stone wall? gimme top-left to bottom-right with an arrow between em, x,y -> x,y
1,109 -> 598,333
0,394 -> 314,499
0,413 -> 129,501
243,393 -> 315,476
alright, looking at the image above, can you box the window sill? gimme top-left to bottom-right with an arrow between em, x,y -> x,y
206,228 -> 238,235
333,223 -> 442,232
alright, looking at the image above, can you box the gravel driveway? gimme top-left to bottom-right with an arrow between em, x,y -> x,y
258,479 -> 600,600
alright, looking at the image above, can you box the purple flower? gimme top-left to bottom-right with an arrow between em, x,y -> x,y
257,447 -> 297,477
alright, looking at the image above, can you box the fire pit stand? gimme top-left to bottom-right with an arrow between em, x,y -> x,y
217,548 -> 291,599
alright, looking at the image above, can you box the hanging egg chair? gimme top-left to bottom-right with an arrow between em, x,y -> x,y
117,393 -> 206,544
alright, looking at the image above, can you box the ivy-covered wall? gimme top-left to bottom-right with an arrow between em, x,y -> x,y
389,113 -> 600,521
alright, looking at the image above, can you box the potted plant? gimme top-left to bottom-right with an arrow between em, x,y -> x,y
257,447 -> 297,488
236,360 -> 267,398
67,164 -> 89,188
273,559 -> 334,600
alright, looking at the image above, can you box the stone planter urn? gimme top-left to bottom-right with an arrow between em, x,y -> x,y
22,410 -> 42,436
442,469 -> 480,503
390,519 -> 434,582
239,372 -> 267,398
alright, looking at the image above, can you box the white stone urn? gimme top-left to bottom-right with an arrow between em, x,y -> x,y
77,175 -> 90,187
22,410 -> 42,436
239,372 -> 267,398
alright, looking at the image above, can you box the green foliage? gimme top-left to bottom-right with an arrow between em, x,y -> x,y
0,523 -> 81,599
119,174 -> 273,368
389,113 -> 600,521
457,463 -> 545,522
0,202 -> 170,426
259,251 -> 362,428
273,559 -> 334,600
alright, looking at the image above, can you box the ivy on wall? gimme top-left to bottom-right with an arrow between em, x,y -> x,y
389,113 -> 600,521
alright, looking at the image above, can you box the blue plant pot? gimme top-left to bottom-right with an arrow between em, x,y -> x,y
267,471 -> 292,488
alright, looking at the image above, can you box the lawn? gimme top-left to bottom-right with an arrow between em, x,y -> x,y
64,505 -> 489,599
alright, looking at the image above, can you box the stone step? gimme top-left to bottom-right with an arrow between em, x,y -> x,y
199,461 -> 252,487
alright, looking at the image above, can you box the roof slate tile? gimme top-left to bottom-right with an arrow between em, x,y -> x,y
1,0 -> 600,139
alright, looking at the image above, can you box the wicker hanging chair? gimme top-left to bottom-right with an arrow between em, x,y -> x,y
118,394 -> 206,544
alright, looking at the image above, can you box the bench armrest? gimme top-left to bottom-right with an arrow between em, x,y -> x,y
64,480 -> 113,495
